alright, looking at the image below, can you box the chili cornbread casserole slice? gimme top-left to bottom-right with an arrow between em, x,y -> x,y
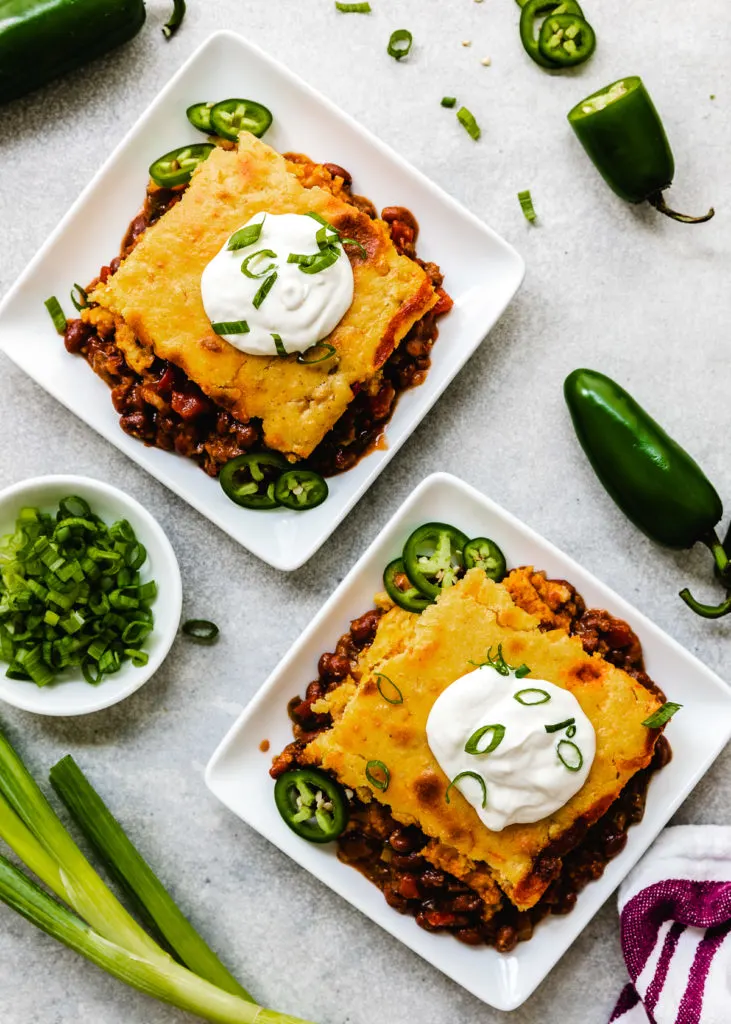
64,133 -> 450,476
272,567 -> 671,949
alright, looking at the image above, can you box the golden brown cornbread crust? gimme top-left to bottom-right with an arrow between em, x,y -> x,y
302,568 -> 663,910
88,134 -> 438,460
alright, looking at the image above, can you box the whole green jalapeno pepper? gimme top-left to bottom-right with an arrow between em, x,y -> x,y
564,369 -> 731,619
568,77 -> 715,224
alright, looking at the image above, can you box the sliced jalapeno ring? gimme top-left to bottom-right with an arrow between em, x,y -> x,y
273,470 -> 328,511
463,537 -> 507,582
383,558 -> 432,613
219,452 -> 288,510
274,768 -> 349,843
519,0 -> 584,69
210,98 -> 273,141
403,522 -> 469,599
538,13 -> 595,66
186,101 -> 214,133
149,143 -> 215,187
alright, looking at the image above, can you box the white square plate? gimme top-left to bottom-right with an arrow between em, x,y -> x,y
0,31 -> 524,571
206,472 -> 731,1011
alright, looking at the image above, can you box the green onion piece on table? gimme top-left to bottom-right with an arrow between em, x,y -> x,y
517,190 -> 537,222
567,77 -> 714,224
457,106 -> 481,140
335,1 -> 371,10
162,0 -> 185,38
642,702 -> 682,729
564,368 -> 730,617
45,296 -> 67,334
182,619 -> 220,644
49,755 -> 248,998
441,96 -> 457,108
387,29 -> 413,60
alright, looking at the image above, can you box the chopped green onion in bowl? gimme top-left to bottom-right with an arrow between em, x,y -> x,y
0,498 -> 156,689
0,476 -> 181,716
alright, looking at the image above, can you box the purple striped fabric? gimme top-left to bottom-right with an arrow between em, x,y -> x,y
612,875 -> 731,1023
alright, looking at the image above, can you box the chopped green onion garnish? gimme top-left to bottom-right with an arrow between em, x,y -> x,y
181,620 -> 219,644
457,105 -> 481,141
513,688 -> 551,706
252,272 -> 277,309
227,219 -> 265,251
162,0 -> 185,38
340,236 -> 368,258
642,702 -> 682,728
240,249 -> 277,279
387,29 -> 413,61
518,189 -> 537,223
335,1 -> 371,10
441,96 -> 457,108
211,320 -> 250,335
70,284 -> 90,312
464,724 -> 505,755
271,334 -> 288,358
556,739 -> 584,773
365,760 -> 390,791
296,343 -> 337,365
44,296 -> 67,334
445,770 -> 488,808
544,717 -> 575,734
375,673 -> 403,705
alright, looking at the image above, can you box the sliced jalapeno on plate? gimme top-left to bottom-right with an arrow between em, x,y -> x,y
383,558 -> 432,613
538,12 -> 595,66
273,470 -> 328,511
463,537 -> 507,581
209,98 -> 273,141
219,452 -> 288,510
148,143 -> 214,187
274,768 -> 349,843
403,522 -> 468,599
186,101 -> 214,133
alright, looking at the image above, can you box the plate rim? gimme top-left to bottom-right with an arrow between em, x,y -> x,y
0,31 -> 525,572
205,470 -> 731,1010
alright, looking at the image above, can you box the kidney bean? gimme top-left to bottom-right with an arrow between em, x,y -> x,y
323,162 -> 352,185
604,832 -> 628,860
455,928 -> 484,946
420,869 -> 447,890
388,828 -> 423,854
63,319 -> 91,354
391,854 -> 427,873
383,884 -> 409,913
305,680 -> 325,702
171,390 -> 210,421
397,874 -> 422,900
349,609 -> 382,646
495,925 -> 518,953
445,893 -> 482,915
318,652 -> 351,682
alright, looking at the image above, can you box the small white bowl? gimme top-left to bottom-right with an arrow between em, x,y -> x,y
0,475 -> 182,716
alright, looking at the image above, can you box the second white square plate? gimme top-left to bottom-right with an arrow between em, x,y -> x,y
0,31 -> 524,570
206,472 -> 731,1011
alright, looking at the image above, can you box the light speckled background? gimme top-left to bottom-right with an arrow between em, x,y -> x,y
1,1 -> 730,1021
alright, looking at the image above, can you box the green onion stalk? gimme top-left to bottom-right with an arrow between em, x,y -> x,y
0,727 -> 317,1024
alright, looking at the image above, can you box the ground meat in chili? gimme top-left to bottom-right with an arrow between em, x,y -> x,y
64,163 -> 452,479
270,580 -> 672,951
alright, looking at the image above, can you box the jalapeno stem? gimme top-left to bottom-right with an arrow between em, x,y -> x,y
679,587 -> 731,619
703,529 -> 731,587
647,191 -> 715,224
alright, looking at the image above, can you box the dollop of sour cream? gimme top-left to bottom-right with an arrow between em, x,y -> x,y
200,212 -> 354,357
426,666 -> 596,831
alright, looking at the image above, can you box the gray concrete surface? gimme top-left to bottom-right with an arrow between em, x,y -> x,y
0,1 -> 730,1021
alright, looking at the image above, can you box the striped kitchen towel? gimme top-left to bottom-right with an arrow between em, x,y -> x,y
611,826 -> 731,1024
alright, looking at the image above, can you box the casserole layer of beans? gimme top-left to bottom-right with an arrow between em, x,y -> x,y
270,577 -> 672,952
62,164 -> 452,478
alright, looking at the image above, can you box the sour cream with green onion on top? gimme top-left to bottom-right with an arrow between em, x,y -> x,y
200,211 -> 354,357
426,662 -> 595,831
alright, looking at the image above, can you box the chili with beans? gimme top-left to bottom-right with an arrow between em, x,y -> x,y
64,164 -> 452,481
270,573 -> 671,950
